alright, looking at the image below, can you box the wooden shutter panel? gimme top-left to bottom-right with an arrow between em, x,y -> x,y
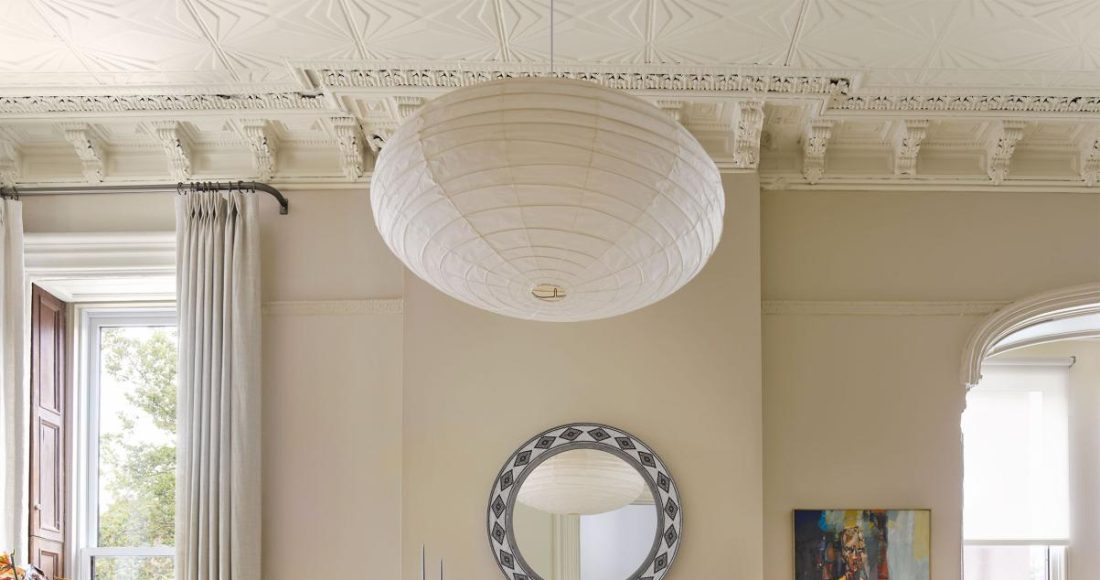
29,285 -> 68,579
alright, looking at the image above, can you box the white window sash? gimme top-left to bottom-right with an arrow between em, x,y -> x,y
75,307 -> 176,580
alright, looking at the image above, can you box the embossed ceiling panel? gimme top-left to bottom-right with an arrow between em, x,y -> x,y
4,0 -> 1100,90
791,0 -> 959,70
0,0 -> 93,79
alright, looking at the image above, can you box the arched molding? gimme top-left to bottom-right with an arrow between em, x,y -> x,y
961,282 -> 1100,388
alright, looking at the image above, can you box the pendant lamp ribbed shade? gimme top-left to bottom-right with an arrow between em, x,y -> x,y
516,449 -> 647,515
371,77 -> 725,321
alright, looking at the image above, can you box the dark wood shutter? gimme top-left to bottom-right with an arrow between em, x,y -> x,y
29,285 -> 68,579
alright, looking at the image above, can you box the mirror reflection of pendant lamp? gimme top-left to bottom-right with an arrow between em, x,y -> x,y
516,449 -> 647,515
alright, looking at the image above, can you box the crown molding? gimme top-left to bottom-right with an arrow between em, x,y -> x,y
5,64 -> 1100,119
831,93 -> 1100,116
6,63 -> 1100,189
313,62 -> 853,96
763,300 -> 1009,316
758,174 -> 1100,193
0,92 -> 328,116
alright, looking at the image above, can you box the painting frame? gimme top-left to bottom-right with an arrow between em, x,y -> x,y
793,508 -> 931,580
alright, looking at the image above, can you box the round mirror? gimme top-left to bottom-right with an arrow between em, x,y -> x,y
487,424 -> 682,580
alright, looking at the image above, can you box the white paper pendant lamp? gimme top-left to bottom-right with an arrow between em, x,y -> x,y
370,77 -> 725,321
516,449 -> 647,515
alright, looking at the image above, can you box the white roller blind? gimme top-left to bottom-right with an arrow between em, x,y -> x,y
963,363 -> 1070,543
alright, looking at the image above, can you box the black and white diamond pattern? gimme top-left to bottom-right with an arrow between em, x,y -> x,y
654,553 -> 669,572
616,436 -> 637,450
587,427 -> 611,441
665,498 -> 679,520
487,423 -> 683,580
560,427 -> 583,440
664,524 -> 679,547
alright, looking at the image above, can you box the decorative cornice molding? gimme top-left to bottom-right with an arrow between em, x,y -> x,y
148,121 -> 192,181
986,120 -> 1026,184
1077,130 -> 1100,186
262,299 -> 404,316
316,64 -> 852,95
759,174 -> 1100,192
0,92 -> 327,115
60,122 -> 105,183
831,93 -> 1100,114
655,99 -> 685,122
328,116 -> 367,181
0,140 -> 19,186
731,99 -> 765,169
763,300 -> 1010,316
236,119 -> 279,180
802,120 -> 833,184
893,119 -> 929,176
5,66 -> 1100,119
391,95 -> 424,121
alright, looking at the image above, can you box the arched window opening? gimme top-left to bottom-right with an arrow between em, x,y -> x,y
962,286 -> 1100,580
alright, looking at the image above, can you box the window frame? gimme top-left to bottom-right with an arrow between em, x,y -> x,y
963,358 -> 1073,580
962,542 -> 1067,580
74,306 -> 177,580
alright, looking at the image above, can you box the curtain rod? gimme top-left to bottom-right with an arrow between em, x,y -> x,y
0,181 -> 289,215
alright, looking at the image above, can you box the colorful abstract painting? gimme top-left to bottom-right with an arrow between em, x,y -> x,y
794,509 -> 930,580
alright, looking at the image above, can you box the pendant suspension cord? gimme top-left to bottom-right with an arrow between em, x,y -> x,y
0,180 -> 289,215
549,0 -> 555,75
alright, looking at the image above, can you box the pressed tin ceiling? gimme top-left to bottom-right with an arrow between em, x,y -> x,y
5,0 -> 1100,90
4,0 -> 1100,190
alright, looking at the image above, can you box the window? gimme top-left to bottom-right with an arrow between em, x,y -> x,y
77,309 -> 177,580
962,361 -> 1070,580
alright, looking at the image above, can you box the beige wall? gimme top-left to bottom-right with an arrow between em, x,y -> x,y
402,173 -> 762,579
28,182 -> 1100,580
762,189 -> 1100,580
22,189 -> 406,580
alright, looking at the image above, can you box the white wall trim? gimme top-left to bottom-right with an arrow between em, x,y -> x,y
763,300 -> 1009,317
760,175 -> 1100,193
25,231 -> 176,302
262,299 -> 404,316
960,282 -> 1100,388
24,231 -> 175,277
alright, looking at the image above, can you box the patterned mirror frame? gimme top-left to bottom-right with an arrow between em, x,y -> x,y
487,423 -> 683,580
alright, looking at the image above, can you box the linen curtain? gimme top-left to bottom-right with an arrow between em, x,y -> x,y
176,191 -> 261,580
0,199 -> 26,558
